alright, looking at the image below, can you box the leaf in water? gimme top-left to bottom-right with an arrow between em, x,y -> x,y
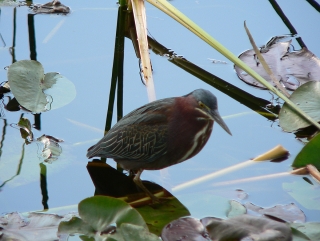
291,222 -> 320,241
8,60 -> 47,113
205,214 -> 292,241
79,196 -> 147,231
7,60 -> 75,113
31,0 -> 70,14
283,179 -> 320,211
227,200 -> 246,218
58,216 -> 96,236
235,37 -> 320,90
161,217 -> 210,241
292,133 -> 320,169
120,223 -> 160,241
37,134 -> 63,163
17,117 -> 34,142
59,196 -> 149,240
44,72 -> 76,110
279,82 -> 320,132
136,197 -> 190,236
245,202 -> 305,223
0,212 -> 67,240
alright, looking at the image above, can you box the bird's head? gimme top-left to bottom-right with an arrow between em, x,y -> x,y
189,89 -> 232,135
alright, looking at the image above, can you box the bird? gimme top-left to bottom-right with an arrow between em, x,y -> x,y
87,89 -> 232,202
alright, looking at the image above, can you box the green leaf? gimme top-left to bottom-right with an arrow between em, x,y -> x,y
226,200 -> 246,218
120,223 -> 160,241
279,82 -> 320,132
7,60 -> 76,113
136,197 -> 190,235
205,215 -> 292,241
58,217 -> 95,236
282,179 -> 320,210
291,223 -> 320,241
43,72 -> 76,110
8,60 -> 47,113
79,196 -> 147,232
292,133 -> 320,169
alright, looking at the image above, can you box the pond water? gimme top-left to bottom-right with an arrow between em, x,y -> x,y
0,0 -> 320,235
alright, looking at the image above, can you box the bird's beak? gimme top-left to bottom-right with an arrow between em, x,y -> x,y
209,109 -> 232,135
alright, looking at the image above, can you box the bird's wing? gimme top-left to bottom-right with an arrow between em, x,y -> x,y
87,98 -> 174,162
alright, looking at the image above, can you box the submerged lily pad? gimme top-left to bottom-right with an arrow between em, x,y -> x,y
235,37 -> 320,90
279,81 -> 320,132
7,60 -> 75,113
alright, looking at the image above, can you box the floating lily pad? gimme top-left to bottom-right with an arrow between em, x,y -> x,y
235,37 -> 320,90
0,212 -> 68,240
32,0 -> 70,14
58,196 -> 156,240
291,222 -> 320,241
205,215 -> 292,241
7,60 -> 75,113
293,133 -> 320,169
279,81 -> 320,132
283,179 -> 320,210
161,217 -> 210,241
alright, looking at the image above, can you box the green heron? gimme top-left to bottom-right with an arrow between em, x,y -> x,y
87,89 -> 231,202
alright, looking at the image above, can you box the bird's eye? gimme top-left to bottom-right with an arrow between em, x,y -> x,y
199,101 -> 205,108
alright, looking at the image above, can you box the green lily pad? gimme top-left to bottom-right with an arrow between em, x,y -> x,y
205,215 -> 292,241
292,133 -> 320,169
136,197 -> 190,236
279,81 -> 320,132
291,222 -> 320,241
79,196 -> 147,231
8,60 -> 47,113
120,223 -> 160,241
58,196 -> 150,240
7,60 -> 75,113
282,179 -> 320,210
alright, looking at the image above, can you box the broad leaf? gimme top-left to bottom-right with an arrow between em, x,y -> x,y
0,212 -> 67,240
279,81 -> 320,132
291,222 -> 320,241
136,197 -> 190,235
79,196 -> 147,232
161,217 -> 210,241
235,38 -> 320,90
8,60 -> 47,113
283,179 -> 320,210
7,60 -> 75,113
292,133 -> 320,169
205,215 -> 292,241
120,223 -> 160,241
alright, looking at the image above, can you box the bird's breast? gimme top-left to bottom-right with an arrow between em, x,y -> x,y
177,120 -> 213,162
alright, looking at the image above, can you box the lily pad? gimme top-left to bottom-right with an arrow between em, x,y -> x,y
282,179 -> 320,210
0,212 -> 67,240
7,60 -> 75,113
205,214 -> 292,241
279,81 -> 320,132
161,217 -> 210,241
235,37 -> 320,90
292,133 -> 320,169
291,222 -> 320,241
58,196 -> 152,240
8,60 -> 47,113
32,0 -> 70,14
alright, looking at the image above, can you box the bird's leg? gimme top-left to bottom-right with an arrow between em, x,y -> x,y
133,169 -> 160,203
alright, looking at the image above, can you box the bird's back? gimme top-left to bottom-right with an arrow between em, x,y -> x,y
87,98 -> 174,168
